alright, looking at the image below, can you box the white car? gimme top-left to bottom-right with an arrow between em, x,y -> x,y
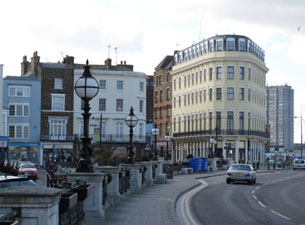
293,159 -> 305,170
226,164 -> 256,185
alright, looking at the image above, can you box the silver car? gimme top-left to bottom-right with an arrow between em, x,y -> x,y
226,164 -> 256,185
293,159 -> 305,170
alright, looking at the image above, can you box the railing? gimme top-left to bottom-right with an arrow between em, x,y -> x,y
90,134 -> 146,143
41,135 -> 75,141
152,164 -> 157,180
102,174 -> 112,206
141,166 -> 146,185
173,129 -> 269,138
118,170 -> 130,194
0,208 -> 20,225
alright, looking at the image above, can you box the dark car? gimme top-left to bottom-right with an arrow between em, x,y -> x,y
0,175 -> 38,188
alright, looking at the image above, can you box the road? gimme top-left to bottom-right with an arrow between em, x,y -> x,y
189,170 -> 305,225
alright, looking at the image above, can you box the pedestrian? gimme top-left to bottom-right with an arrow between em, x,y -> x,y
46,161 -> 58,187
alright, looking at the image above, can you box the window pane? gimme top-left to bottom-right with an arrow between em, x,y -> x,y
9,126 -> 15,138
117,81 -> 123,90
17,88 -> 23,96
54,78 -> 63,89
99,98 -> 106,111
99,80 -> 106,89
23,87 -> 30,97
116,99 -> 123,111
140,82 -> 144,91
9,105 -> 15,116
24,105 -> 29,116
227,66 -> 234,79
23,126 -> 29,138
9,87 -> 15,96
16,126 -> 22,138
17,105 -> 23,116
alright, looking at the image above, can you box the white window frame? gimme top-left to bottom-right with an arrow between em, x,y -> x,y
216,38 -> 223,51
116,80 -> 123,91
116,99 -> 123,111
226,38 -> 235,51
99,80 -> 106,89
48,117 -> 68,140
115,121 -> 124,139
8,86 -> 30,97
99,98 -> 106,111
8,124 -> 29,139
140,82 -> 144,91
139,99 -> 144,113
51,94 -> 65,111
8,103 -> 30,117
54,78 -> 63,89
227,87 -> 234,100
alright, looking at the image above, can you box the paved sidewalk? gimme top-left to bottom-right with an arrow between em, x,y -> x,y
105,170 -> 226,225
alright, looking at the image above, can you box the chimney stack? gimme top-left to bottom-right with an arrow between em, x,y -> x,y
30,51 -> 40,75
105,58 -> 112,69
21,55 -> 30,75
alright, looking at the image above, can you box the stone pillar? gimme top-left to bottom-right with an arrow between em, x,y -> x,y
0,186 -> 62,225
211,158 -> 217,171
120,164 -> 143,193
235,139 -> 239,163
222,140 -> 226,158
245,140 -> 248,163
67,172 -> 105,225
138,162 -> 153,186
95,166 -> 120,206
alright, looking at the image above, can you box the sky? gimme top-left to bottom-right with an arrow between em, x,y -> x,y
0,0 -> 304,143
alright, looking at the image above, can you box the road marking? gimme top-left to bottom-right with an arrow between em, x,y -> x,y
177,180 -> 208,225
252,190 -> 255,194
255,186 -> 259,190
253,195 -> 257,200
258,201 -> 266,208
270,210 -> 291,220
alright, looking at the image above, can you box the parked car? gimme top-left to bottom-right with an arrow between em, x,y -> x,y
293,159 -> 305,170
226,164 -> 256,185
17,162 -> 38,180
0,175 -> 38,188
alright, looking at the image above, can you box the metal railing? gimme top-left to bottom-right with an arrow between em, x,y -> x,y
173,129 -> 269,138
102,174 -> 112,206
141,166 -> 146,185
118,170 -> 130,194
41,135 -> 75,141
0,208 -> 20,225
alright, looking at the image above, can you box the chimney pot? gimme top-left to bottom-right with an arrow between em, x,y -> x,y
23,55 -> 27,62
124,61 -> 126,65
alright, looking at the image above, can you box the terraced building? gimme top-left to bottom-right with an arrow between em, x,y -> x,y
171,34 -> 269,163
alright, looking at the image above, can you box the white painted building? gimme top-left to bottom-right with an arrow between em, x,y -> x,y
0,64 -> 8,137
73,59 -> 147,158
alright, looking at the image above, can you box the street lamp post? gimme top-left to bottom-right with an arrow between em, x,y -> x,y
125,107 -> 138,164
74,60 -> 99,172
152,127 -> 159,161
294,115 -> 303,159
210,138 -> 217,158
165,135 -> 171,160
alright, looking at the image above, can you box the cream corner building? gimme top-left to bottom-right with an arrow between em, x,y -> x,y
171,34 -> 269,163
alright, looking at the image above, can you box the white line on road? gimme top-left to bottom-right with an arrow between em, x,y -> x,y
252,190 -> 255,194
258,201 -> 266,208
270,210 -> 291,220
177,180 -> 208,225
253,195 -> 257,200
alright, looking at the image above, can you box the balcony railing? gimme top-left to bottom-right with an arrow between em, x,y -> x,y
173,129 -> 269,138
75,134 -> 147,144
41,135 -> 75,142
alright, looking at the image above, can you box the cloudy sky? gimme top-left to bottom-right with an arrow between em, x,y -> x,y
1,0 -> 304,142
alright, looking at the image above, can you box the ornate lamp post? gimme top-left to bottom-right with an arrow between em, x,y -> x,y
125,107 -> 138,164
164,135 -> 171,160
152,127 -> 159,161
74,60 -> 99,172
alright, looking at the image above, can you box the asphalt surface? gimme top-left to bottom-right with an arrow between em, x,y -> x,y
190,170 -> 305,225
